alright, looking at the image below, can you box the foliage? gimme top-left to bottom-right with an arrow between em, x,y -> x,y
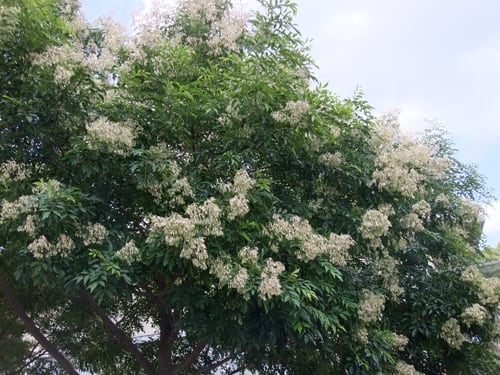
1,0 -> 499,374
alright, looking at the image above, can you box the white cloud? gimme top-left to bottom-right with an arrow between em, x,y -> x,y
484,201 -> 500,246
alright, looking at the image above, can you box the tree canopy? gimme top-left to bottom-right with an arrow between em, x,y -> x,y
0,0 -> 499,374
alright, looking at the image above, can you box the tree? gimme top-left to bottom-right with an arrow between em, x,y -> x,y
1,0 -> 499,374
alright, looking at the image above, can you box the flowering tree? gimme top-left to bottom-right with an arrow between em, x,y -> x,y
1,0 -> 499,374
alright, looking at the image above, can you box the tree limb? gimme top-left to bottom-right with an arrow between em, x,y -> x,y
80,289 -> 157,375
0,274 -> 79,375
196,354 -> 235,374
175,340 -> 208,374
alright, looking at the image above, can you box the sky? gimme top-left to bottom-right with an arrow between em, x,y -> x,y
81,0 -> 500,247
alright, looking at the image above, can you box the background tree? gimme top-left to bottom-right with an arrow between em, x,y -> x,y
1,0 -> 499,374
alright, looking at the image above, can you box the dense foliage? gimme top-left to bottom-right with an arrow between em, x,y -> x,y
1,0 -> 499,374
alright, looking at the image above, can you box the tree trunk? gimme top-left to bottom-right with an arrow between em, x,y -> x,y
0,274 -> 79,375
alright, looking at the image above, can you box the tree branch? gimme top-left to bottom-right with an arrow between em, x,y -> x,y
0,274 -> 79,375
175,340 -> 208,374
196,354 -> 234,374
80,289 -> 157,375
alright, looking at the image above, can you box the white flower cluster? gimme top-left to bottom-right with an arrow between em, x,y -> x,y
207,8 -> 248,53
181,0 -> 218,20
0,195 -> 34,225
220,169 -> 255,220
229,267 -> 249,293
391,333 -> 409,351
441,318 -> 468,349
180,0 -> 248,53
319,152 -> 342,168
167,177 -> 194,206
400,213 -> 424,233
116,240 -> 140,264
0,161 -> 31,184
370,113 -> 450,197
135,147 -> 194,206
358,290 -> 385,324
186,198 -> 223,236
272,100 -> 310,127
228,195 -> 249,220
209,257 -> 249,294
239,246 -> 259,264
266,214 -> 354,265
149,213 -> 194,246
27,234 -> 75,258
78,222 -> 108,246
461,303 -> 489,327
147,198 -> 223,269
435,193 -> 449,204
210,257 -> 232,285
31,14 -> 127,83
373,254 -> 403,300
461,265 -> 500,305
86,118 -> 135,155
355,327 -> 369,343
17,214 -> 38,238
259,258 -> 285,300
395,361 -> 423,375
401,200 -> 431,233
180,237 -> 208,269
459,199 -> 484,225
412,200 -> 432,218
219,169 -> 256,196
359,208 -> 392,248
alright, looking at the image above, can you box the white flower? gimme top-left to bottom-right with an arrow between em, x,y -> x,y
395,361 -> 423,375
220,169 -> 255,196
258,258 -> 285,300
207,8 -> 248,53
266,214 -> 353,264
116,240 -> 140,264
391,333 -> 409,351
238,246 -> 259,264
55,234 -> 75,254
80,222 -> 108,246
86,118 -> 135,154
400,213 -> 425,232
435,193 -> 449,204
412,200 -> 431,218
370,112 -> 450,197
359,208 -> 392,248
0,160 -> 31,184
228,195 -> 249,220
272,100 -> 310,126
181,237 -> 208,269
187,198 -> 223,237
229,267 -> 249,293
358,290 -> 385,324
441,318 -> 468,349
28,235 -> 53,258
17,215 -> 37,237
319,152 -> 342,168
461,303 -> 489,327
0,195 -> 34,224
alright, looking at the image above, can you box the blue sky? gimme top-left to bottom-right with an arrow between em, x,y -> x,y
81,0 -> 500,247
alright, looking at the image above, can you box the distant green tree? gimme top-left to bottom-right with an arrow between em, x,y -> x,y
1,1 -> 499,374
